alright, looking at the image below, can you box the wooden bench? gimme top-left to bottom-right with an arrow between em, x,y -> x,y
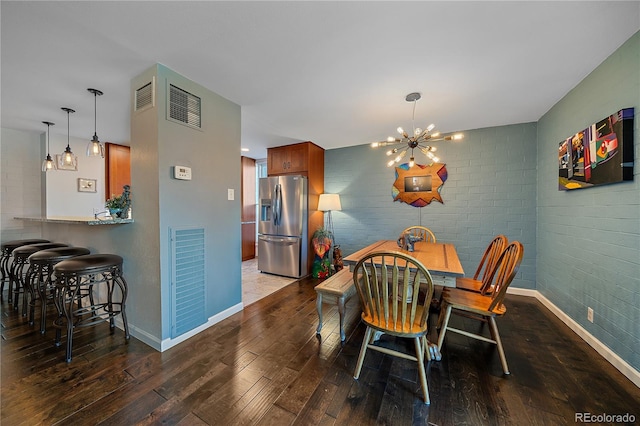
314,268 -> 356,341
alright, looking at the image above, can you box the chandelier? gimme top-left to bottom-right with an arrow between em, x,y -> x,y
371,92 -> 463,167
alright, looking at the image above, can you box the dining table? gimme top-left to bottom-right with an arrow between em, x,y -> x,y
342,240 -> 465,287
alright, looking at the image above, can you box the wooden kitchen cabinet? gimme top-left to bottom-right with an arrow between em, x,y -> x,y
267,142 -> 320,176
241,156 -> 256,261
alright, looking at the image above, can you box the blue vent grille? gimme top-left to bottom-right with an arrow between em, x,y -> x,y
171,227 -> 206,337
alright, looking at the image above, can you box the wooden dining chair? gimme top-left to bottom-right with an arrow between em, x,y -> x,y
352,250 -> 435,404
402,226 -> 436,243
455,235 -> 507,295
436,241 -> 523,375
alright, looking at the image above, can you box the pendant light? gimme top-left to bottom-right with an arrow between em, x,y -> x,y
60,107 -> 76,167
86,88 -> 105,157
41,121 -> 57,172
371,92 -> 464,167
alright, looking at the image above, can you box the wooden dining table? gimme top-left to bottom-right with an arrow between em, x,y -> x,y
342,240 -> 465,287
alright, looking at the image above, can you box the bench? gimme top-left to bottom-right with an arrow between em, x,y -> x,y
314,268 -> 356,341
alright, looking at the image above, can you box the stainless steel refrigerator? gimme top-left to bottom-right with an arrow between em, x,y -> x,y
258,175 -> 308,278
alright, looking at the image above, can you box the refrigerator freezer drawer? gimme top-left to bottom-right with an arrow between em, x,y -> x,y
258,235 -> 303,278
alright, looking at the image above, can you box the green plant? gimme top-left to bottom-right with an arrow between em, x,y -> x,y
105,185 -> 131,218
312,227 -> 331,241
105,195 -> 126,210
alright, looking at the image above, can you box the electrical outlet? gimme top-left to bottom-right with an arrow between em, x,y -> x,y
227,189 -> 234,201
587,307 -> 594,323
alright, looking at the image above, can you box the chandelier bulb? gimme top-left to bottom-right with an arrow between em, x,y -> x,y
453,133 -> 464,140
414,128 -> 422,136
371,142 -> 380,148
387,136 -> 395,142
387,159 -> 395,167
432,156 -> 440,163
397,126 -> 404,135
427,124 -> 435,132
409,157 -> 415,167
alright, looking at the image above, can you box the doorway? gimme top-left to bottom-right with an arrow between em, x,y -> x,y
241,159 -> 295,305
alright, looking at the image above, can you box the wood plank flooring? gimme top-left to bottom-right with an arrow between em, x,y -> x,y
2,277 -> 639,425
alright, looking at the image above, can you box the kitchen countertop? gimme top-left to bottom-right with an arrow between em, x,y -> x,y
14,216 -> 134,226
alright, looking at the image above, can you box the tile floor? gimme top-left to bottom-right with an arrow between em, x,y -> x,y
241,257 -> 297,306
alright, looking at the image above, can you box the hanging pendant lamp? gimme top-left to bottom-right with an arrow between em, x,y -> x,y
371,92 -> 464,167
41,121 -> 57,172
60,107 -> 76,168
86,88 -> 105,157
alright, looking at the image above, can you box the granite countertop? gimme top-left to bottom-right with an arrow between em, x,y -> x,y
14,216 -> 134,226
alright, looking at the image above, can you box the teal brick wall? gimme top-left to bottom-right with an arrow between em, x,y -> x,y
537,31 -> 640,371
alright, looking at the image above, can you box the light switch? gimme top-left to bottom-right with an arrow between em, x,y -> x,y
228,189 -> 234,200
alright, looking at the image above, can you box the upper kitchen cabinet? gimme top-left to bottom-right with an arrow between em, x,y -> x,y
267,141 -> 324,177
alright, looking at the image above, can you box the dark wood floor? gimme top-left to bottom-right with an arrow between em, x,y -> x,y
2,277 -> 639,425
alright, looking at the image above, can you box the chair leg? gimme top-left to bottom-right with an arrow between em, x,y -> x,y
422,336 -> 432,362
354,326 -> 373,379
489,317 -> 509,375
437,304 -> 452,351
414,337 -> 430,405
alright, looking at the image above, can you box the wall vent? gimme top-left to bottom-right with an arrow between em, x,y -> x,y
170,227 -> 206,337
169,84 -> 201,128
135,78 -> 155,111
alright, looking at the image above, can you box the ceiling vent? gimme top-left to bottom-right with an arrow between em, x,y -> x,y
135,78 -> 155,112
169,84 -> 201,129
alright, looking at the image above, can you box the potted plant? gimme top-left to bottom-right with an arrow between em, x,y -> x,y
105,185 -> 131,219
312,227 -> 332,278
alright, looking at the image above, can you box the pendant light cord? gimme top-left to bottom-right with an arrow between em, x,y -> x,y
67,110 -> 70,149
94,92 -> 97,135
412,99 -> 417,136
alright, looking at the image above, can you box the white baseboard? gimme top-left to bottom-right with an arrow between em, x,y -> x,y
507,287 -> 640,388
111,318 -> 161,350
159,302 -> 244,352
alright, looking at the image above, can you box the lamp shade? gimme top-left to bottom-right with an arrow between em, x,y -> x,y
318,194 -> 342,212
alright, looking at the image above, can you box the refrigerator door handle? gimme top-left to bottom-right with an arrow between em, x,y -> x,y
258,235 -> 299,245
274,183 -> 282,226
271,184 -> 278,226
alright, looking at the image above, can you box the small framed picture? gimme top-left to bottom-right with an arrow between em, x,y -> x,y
78,178 -> 97,193
56,154 -> 78,171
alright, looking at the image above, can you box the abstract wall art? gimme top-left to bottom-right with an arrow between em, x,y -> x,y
558,108 -> 634,190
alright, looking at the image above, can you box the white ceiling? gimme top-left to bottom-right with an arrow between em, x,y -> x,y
2,1 -> 639,159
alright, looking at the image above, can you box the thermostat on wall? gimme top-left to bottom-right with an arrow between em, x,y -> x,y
173,165 -> 192,180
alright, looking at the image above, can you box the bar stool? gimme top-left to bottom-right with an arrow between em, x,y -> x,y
27,247 -> 91,332
10,243 -> 69,315
1,239 -> 50,300
53,254 -> 130,362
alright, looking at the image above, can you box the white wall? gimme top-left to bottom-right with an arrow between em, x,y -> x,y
0,128 -> 43,240
45,133 -> 106,217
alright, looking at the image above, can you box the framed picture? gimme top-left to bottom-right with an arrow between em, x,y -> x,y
558,108 -> 634,190
77,178 -> 97,193
56,154 -> 78,171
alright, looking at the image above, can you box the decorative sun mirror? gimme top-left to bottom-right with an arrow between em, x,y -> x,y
392,163 -> 448,207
